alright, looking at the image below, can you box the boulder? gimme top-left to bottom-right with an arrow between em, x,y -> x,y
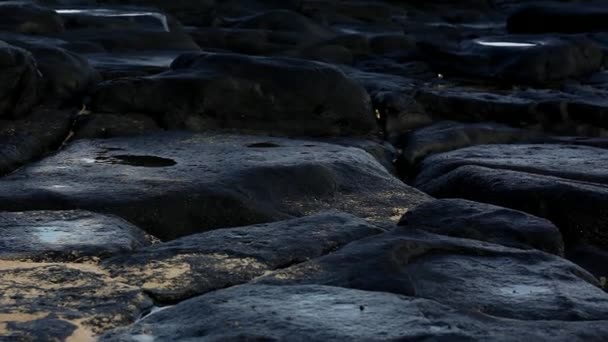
399,198 -> 564,255
413,144 -> 608,251
100,284 -> 608,341
0,41 -> 41,119
91,52 -> 377,136
418,35 -> 603,85
0,108 -> 71,175
0,2 -> 63,34
259,229 -> 608,320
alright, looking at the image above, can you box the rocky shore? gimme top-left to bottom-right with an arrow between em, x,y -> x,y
0,0 -> 607,341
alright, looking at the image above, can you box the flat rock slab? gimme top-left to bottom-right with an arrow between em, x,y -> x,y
101,284 -> 608,342
0,261 -> 152,340
0,210 -> 153,262
0,132 -> 430,240
399,198 -> 564,255
91,52 -> 377,136
102,211 -> 383,302
413,144 -> 608,249
0,108 -> 71,175
259,230 -> 608,321
397,121 -> 542,168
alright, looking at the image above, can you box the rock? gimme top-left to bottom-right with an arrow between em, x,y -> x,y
413,144 -> 608,251
190,27 -> 311,55
73,113 -> 161,140
91,52 -> 377,136
85,52 -> 176,79
100,284 -> 608,341
259,229 -> 608,320
418,35 -> 603,85
306,137 -> 398,174
507,3 -> 608,34
567,243 -> 608,279
0,34 -> 100,101
0,108 -> 71,175
0,210 -> 153,262
21,44 -> 99,102
0,2 -> 63,35
101,211 -> 383,302
231,9 -> 335,41
0,261 -> 152,340
0,132 -> 430,240
399,198 -> 564,255
0,41 -> 41,119
417,86 -> 608,135
415,88 -> 536,126
99,0 -> 216,26
397,121 -> 542,168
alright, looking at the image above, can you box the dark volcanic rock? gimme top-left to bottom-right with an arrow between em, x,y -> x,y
259,230 -> 608,321
101,284 -> 608,342
23,44 -> 99,102
0,41 -> 41,119
0,261 -> 152,340
231,9 -> 335,40
0,210 -> 153,262
73,112 -> 161,139
102,211 -> 383,302
91,52 -> 377,136
413,144 -> 608,250
0,132 -> 429,240
397,121 -> 542,168
415,88 -> 536,126
0,108 -> 71,175
419,35 -> 603,85
0,2 -> 64,35
507,3 -> 608,34
399,198 -> 564,255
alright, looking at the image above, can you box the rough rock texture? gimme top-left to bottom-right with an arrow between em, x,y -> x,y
397,121 -> 542,168
91,52 -> 377,136
0,132 -> 429,240
0,41 -> 40,119
101,211 -> 383,302
399,198 -> 564,255
0,210 -> 153,262
259,230 -> 608,321
419,35 -> 603,85
0,2 -> 63,35
101,284 -> 608,342
414,144 -> 608,250
0,108 -> 72,175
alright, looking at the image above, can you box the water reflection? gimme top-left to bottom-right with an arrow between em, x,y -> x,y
475,40 -> 537,48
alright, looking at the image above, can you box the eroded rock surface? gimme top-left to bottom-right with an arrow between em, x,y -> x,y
0,132 -> 429,240
102,211 -> 383,302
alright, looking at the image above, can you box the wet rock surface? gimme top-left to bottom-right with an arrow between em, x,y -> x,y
1,0 -> 608,340
0,132 -> 428,240
259,230 -> 608,321
0,210 -> 153,262
101,284 -> 608,342
399,198 -> 565,255
102,211 -> 383,302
